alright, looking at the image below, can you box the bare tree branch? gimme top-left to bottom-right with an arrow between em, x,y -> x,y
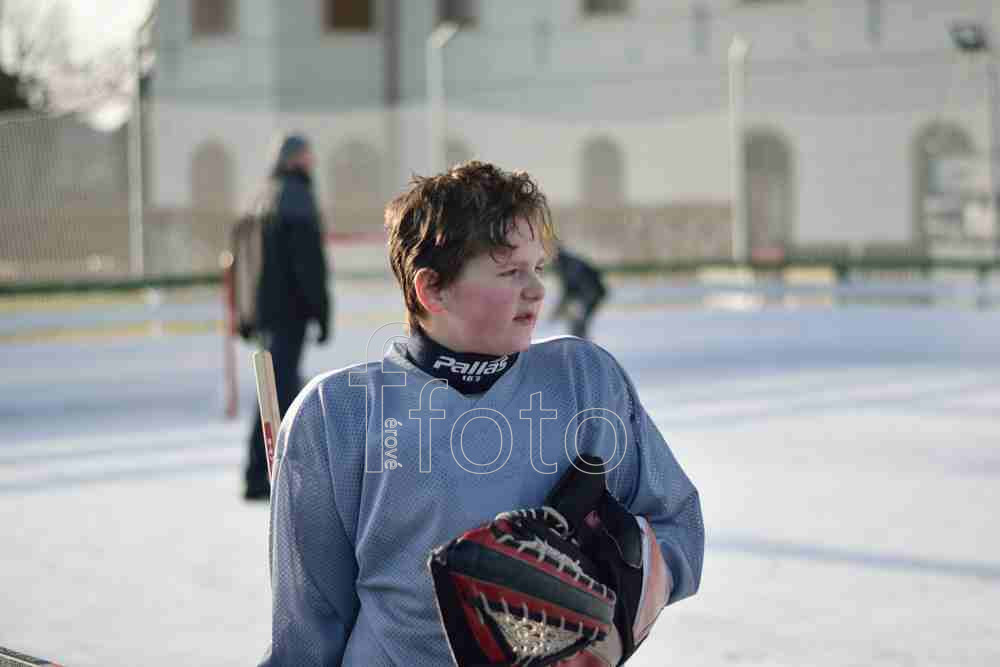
1,0 -> 146,114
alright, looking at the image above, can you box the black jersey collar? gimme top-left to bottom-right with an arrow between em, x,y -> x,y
404,327 -> 518,395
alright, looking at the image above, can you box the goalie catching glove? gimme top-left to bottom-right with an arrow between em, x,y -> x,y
429,505 -> 619,665
428,456 -> 670,666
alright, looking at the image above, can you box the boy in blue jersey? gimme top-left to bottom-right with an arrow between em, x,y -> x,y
259,162 -> 703,666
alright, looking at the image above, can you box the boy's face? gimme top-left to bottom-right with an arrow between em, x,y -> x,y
432,218 -> 547,356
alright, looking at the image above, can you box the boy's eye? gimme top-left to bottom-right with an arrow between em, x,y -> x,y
499,268 -> 518,277
535,264 -> 545,275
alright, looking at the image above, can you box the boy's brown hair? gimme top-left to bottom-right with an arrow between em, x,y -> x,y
384,161 -> 556,331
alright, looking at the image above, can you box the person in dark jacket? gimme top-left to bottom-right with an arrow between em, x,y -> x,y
550,244 -> 607,340
244,133 -> 331,500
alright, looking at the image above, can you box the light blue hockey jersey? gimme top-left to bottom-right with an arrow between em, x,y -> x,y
259,336 -> 703,666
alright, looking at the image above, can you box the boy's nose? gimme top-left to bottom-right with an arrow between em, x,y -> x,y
523,274 -> 545,301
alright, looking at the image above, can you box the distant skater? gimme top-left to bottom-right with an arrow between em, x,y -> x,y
550,243 -> 607,339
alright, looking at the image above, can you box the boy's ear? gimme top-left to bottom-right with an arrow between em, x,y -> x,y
414,268 -> 447,314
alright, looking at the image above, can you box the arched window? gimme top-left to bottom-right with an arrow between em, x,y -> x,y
581,136 -> 625,208
866,0 -> 882,46
744,128 -> 794,257
328,140 -> 383,230
186,140 -> 234,272
911,121 -> 976,252
191,140 -> 234,218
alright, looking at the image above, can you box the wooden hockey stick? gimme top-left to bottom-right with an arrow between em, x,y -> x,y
252,350 -> 281,483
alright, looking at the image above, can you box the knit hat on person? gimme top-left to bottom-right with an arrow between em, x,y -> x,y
276,134 -> 310,167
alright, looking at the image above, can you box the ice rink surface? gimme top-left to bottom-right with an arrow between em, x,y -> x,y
2,280 -> 999,666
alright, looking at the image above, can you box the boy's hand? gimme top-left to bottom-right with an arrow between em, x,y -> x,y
545,456 -> 672,663
317,319 -> 331,344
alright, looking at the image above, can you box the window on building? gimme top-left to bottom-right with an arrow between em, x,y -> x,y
912,122 -> 975,254
324,0 -> 374,32
866,0 -> 882,45
693,4 -> 710,56
744,129 -> 794,255
191,140 -> 234,230
439,0 -> 476,27
582,0 -> 629,17
328,140 -> 383,217
581,137 -> 625,208
191,0 -> 235,37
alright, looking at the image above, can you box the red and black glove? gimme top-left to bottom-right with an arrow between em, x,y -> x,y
428,506 -> 621,666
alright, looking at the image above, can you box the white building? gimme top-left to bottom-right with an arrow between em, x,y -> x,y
150,0 -> 1000,269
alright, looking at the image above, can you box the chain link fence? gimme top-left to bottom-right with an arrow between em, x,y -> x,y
0,111 -> 132,283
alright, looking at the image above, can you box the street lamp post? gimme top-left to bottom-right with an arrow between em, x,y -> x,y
128,7 -> 156,277
426,22 -> 459,174
949,22 -> 999,260
986,58 -> 999,260
127,49 -> 144,277
728,36 -> 750,265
